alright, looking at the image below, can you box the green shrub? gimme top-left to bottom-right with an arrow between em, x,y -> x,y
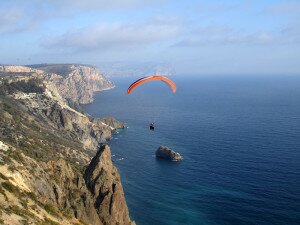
6,205 -> 32,217
0,186 -> 8,201
1,181 -> 29,201
61,207 -> 72,219
41,218 -> 60,225
30,204 -> 38,211
20,199 -> 29,209
8,164 -> 16,172
78,219 -> 89,225
0,172 -> 8,180
43,203 -> 59,217
8,149 -> 24,163
27,192 -> 38,202
1,181 -> 19,194
19,219 -> 30,225
0,79 -> 44,95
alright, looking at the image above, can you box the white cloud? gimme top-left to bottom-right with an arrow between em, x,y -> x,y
41,18 -> 181,51
280,23 -> 300,44
196,1 -> 249,14
48,0 -> 166,10
13,0 -> 167,13
263,1 -> 300,14
0,7 -> 34,34
173,26 -> 274,47
0,0 -> 168,35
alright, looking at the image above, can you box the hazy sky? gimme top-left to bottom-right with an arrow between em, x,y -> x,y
0,0 -> 299,75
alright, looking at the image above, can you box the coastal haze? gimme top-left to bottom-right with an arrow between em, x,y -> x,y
1,0 -> 300,225
0,0 -> 300,75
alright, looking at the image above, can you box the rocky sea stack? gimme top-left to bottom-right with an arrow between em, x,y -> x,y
155,146 -> 183,161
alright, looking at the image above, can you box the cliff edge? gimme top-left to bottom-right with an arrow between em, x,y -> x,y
0,70 -> 134,224
0,64 -> 115,104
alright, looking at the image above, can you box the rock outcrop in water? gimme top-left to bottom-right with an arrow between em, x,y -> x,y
0,69 -> 134,224
155,146 -> 183,161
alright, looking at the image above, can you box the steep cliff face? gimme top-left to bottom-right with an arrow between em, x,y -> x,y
85,145 -> 133,225
30,64 -> 115,104
0,64 -> 115,104
0,74 -> 133,224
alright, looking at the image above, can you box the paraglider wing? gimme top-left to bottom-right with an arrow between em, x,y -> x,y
127,76 -> 176,94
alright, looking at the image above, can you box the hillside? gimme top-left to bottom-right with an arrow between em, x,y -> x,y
0,71 -> 134,224
0,64 -> 115,104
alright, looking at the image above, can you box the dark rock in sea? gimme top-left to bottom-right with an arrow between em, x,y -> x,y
155,146 -> 183,161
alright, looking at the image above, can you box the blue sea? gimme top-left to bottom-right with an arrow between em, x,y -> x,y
84,75 -> 300,225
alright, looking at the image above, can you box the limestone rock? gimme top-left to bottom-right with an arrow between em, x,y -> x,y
0,64 -> 115,104
155,146 -> 183,161
31,64 -> 115,104
99,116 -> 125,129
85,144 -> 134,225
0,73 -> 133,225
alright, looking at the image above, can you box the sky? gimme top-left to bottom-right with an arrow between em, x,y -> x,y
0,0 -> 299,75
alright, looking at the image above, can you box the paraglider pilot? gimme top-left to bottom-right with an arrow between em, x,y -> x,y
150,122 -> 155,130
127,75 -> 177,132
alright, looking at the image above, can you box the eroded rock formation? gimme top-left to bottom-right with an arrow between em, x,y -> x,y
156,146 -> 183,161
0,64 -> 114,104
0,70 -> 133,224
34,64 -> 115,104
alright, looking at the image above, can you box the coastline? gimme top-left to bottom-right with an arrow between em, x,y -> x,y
0,65 -> 134,225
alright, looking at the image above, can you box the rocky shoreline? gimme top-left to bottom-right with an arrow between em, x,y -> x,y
0,64 -> 115,104
0,64 -> 134,225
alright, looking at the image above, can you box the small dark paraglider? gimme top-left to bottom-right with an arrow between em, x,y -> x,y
150,122 -> 155,130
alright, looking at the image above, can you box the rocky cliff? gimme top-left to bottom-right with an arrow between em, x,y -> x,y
0,72 -> 133,224
0,64 -> 115,104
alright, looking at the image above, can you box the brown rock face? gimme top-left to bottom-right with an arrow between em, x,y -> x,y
0,64 -> 115,104
43,145 -> 134,225
156,146 -> 183,161
0,74 -> 133,225
99,116 -> 125,129
85,145 -> 134,225
33,64 -> 115,104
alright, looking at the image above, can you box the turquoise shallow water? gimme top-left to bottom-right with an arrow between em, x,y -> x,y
84,75 -> 300,225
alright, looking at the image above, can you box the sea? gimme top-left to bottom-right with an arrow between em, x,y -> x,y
84,75 -> 300,225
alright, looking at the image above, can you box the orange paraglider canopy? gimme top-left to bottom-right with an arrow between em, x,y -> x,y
127,75 -> 176,94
